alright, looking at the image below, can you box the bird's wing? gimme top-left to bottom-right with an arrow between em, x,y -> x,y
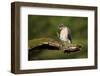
68,27 -> 72,43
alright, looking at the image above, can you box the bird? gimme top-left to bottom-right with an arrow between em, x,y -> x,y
57,24 -> 72,44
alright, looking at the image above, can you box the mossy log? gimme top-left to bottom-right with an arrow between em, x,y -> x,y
28,38 -> 82,53
28,38 -> 61,49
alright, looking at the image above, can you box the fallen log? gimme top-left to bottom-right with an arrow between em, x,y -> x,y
28,38 -> 82,53
28,38 -> 61,50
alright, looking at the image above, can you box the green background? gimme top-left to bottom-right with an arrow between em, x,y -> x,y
28,15 -> 88,60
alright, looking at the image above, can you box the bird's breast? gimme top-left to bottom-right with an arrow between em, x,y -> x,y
60,28 -> 68,41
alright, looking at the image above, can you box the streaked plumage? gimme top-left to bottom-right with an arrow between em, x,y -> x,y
58,24 -> 72,44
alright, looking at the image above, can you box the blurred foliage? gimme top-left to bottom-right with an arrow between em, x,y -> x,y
28,15 -> 88,40
28,15 -> 88,60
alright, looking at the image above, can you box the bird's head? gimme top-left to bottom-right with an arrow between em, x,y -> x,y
58,24 -> 64,30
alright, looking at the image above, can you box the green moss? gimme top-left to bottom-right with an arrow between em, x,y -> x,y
28,38 -> 60,49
